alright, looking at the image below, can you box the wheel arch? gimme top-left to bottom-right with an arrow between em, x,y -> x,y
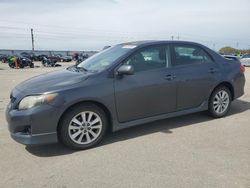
57,100 -> 113,133
210,81 -> 234,100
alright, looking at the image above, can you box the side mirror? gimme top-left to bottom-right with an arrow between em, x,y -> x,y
117,65 -> 134,75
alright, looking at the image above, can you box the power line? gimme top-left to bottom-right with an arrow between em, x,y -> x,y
0,26 -> 29,30
1,22 -> 250,50
1,20 -> 249,44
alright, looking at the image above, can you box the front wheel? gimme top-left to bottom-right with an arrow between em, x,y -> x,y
58,104 -> 108,150
208,86 -> 232,118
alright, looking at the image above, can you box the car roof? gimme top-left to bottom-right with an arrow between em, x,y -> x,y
119,40 -> 204,47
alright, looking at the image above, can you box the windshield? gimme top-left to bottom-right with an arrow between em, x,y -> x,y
77,45 -> 133,72
242,54 -> 250,58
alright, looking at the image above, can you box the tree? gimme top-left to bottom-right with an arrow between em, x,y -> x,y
219,46 -> 250,55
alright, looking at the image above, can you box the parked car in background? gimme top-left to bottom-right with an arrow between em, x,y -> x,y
76,54 -> 89,65
41,56 -> 57,67
20,52 -> 39,61
0,54 -> 9,63
49,55 -> 61,63
240,54 -> 250,67
6,41 -> 245,150
20,52 -> 32,59
37,54 -> 48,61
8,55 -> 34,68
61,55 -> 73,62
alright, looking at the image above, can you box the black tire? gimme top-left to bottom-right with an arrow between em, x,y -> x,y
29,63 -> 34,68
58,103 -> 108,150
8,62 -> 15,68
19,63 -> 24,68
208,86 -> 232,118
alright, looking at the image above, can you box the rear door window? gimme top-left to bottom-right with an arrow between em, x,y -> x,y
172,44 -> 213,66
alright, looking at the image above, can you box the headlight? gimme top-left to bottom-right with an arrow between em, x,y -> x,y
18,93 -> 57,110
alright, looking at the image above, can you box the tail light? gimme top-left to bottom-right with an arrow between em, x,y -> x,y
240,64 -> 245,73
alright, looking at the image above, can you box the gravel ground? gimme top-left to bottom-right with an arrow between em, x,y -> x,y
0,61 -> 249,188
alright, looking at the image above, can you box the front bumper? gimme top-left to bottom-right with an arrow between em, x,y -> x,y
6,103 -> 60,145
11,132 -> 57,145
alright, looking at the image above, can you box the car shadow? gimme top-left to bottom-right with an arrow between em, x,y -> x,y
25,99 -> 250,157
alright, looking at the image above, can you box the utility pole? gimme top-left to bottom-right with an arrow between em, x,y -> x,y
31,28 -> 34,53
171,36 -> 174,40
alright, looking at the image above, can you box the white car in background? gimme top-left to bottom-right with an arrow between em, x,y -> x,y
240,54 -> 250,67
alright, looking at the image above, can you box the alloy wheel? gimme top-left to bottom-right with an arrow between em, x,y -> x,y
68,111 -> 102,145
213,90 -> 230,114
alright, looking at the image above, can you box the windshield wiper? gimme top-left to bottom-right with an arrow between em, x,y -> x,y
76,66 -> 88,72
66,65 -> 88,72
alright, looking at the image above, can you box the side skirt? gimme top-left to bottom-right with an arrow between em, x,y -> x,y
112,101 -> 208,132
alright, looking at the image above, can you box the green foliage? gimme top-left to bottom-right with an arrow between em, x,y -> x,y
219,46 -> 250,55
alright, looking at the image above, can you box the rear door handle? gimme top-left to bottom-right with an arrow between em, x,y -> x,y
165,75 -> 176,81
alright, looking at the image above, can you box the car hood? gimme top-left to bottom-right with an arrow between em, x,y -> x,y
15,69 -> 89,94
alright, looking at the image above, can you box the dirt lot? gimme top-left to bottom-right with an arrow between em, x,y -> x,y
0,62 -> 250,188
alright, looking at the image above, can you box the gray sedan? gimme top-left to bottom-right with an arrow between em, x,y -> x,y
6,41 -> 245,149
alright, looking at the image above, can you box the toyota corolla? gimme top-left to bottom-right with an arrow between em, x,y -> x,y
6,41 -> 245,149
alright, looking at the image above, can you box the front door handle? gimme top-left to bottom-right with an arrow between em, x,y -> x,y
209,68 -> 218,74
165,75 -> 176,81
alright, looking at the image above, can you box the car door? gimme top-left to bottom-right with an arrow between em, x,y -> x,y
170,44 -> 220,110
114,45 -> 177,123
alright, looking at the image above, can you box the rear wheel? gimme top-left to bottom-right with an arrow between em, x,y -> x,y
208,86 -> 232,118
58,104 -> 108,150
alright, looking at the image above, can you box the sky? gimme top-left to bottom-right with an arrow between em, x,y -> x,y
0,0 -> 249,51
